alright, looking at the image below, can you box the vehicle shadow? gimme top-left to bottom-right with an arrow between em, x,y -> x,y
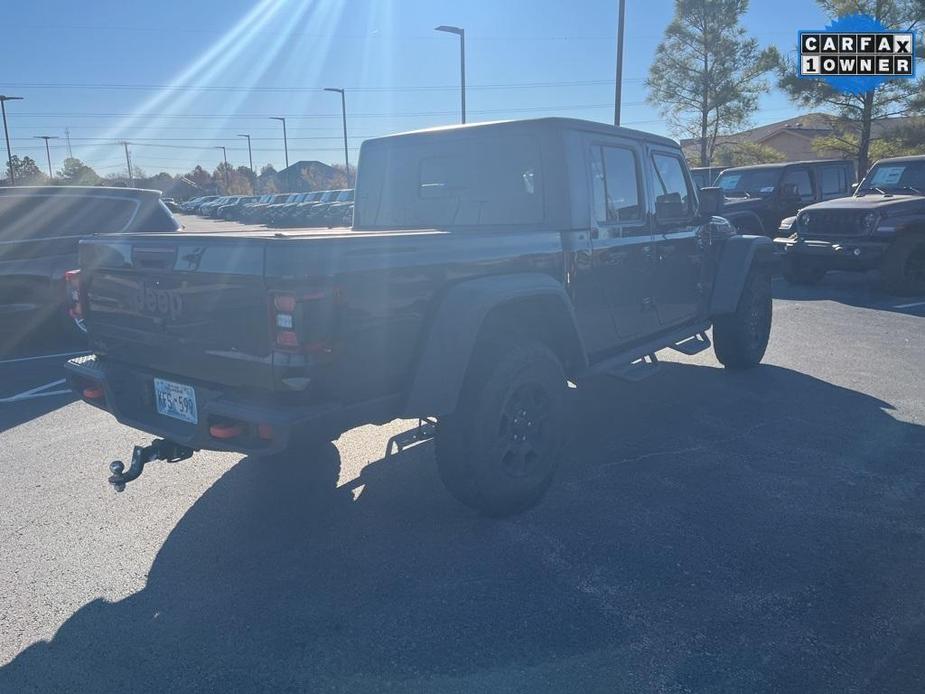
2,363 -> 925,692
773,270 -> 925,315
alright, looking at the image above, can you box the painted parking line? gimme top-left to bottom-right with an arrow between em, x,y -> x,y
893,300 -> 925,310
0,350 -> 88,366
0,379 -> 71,404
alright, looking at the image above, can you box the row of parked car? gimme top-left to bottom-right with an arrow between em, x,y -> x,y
691,155 -> 925,295
179,190 -> 355,228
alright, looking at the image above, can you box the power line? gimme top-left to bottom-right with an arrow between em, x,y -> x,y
0,78 -> 645,93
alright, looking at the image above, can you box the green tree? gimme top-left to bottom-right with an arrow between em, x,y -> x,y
257,163 -> 279,193
776,0 -> 925,177
7,155 -> 46,184
57,157 -> 101,186
647,0 -> 776,166
713,141 -> 786,167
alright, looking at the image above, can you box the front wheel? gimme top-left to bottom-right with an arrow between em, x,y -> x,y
879,235 -> 925,296
435,337 -> 568,517
713,266 -> 772,369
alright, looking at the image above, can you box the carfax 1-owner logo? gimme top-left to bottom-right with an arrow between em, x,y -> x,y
799,14 -> 917,94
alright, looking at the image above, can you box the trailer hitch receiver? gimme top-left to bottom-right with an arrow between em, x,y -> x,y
108,439 -> 194,492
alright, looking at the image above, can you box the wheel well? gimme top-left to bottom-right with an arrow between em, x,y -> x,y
727,213 -> 764,235
478,296 -> 584,376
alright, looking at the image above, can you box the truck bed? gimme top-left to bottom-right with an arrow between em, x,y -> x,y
176,213 -> 353,236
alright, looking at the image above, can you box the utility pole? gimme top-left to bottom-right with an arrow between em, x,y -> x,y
0,95 -> 24,185
435,26 -> 466,124
324,88 -> 351,186
121,141 -> 134,186
34,135 -> 59,180
215,145 -> 229,190
613,0 -> 626,127
64,128 -> 73,158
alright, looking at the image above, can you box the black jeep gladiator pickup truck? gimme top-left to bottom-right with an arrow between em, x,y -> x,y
775,155 -> 925,294
65,118 -> 774,515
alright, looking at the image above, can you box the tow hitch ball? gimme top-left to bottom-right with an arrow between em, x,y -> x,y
108,439 -> 194,492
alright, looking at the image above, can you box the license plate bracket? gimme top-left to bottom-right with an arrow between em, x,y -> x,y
154,378 -> 198,424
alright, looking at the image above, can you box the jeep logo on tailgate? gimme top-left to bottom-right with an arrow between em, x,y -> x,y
132,282 -> 183,320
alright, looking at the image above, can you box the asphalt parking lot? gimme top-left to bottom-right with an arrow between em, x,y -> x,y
0,272 -> 923,693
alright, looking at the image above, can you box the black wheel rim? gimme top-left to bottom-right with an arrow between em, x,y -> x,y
904,244 -> 925,284
494,382 -> 552,478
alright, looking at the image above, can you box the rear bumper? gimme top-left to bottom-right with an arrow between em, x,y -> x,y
65,354 -> 399,455
773,236 -> 887,270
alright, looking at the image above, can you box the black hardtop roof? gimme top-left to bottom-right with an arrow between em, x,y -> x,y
364,117 -> 679,149
872,154 -> 925,165
720,159 -> 851,173
0,185 -> 162,199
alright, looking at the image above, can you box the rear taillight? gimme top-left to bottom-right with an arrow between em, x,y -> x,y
271,292 -> 300,351
269,289 -> 342,354
65,269 -> 83,319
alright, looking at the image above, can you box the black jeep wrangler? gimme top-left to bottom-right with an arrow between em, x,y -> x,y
775,155 -> 925,295
715,160 -> 855,236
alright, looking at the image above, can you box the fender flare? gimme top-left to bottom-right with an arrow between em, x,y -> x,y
709,234 -> 775,316
401,273 -> 586,418
723,211 -> 765,235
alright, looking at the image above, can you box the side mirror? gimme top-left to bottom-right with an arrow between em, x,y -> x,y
698,186 -> 724,217
850,182 -> 859,192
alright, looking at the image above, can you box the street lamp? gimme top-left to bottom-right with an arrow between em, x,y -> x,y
0,95 -> 24,185
324,88 -> 351,186
237,134 -> 254,174
435,25 -> 466,124
215,145 -> 229,189
34,135 -> 59,180
270,116 -> 290,190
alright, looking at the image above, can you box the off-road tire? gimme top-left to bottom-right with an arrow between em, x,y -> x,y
713,266 -> 772,369
782,257 -> 826,285
435,337 -> 568,517
879,235 -> 925,296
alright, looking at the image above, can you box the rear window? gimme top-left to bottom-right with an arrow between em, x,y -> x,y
0,194 -> 140,241
357,133 -> 544,228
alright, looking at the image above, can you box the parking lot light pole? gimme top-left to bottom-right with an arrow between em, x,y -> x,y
324,88 -> 351,186
34,135 -> 59,180
270,116 -> 290,190
237,133 -> 254,176
435,26 -> 465,124
215,145 -> 229,190
0,95 -> 24,185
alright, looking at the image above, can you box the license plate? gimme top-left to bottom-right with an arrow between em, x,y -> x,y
154,378 -> 198,424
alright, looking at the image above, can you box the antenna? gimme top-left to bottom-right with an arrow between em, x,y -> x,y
65,128 -> 73,158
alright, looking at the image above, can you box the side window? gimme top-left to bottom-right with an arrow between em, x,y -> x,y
651,153 -> 693,220
819,166 -> 847,197
590,145 -> 642,224
780,169 -> 814,201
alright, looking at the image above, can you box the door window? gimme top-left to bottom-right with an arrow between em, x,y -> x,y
591,145 -> 643,225
780,169 -> 814,201
819,166 -> 848,197
651,153 -> 693,221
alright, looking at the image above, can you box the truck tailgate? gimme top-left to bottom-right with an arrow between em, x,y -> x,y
80,234 -> 273,389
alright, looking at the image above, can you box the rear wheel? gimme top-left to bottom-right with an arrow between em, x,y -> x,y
713,266 -> 772,369
880,235 -> 925,296
436,337 -> 568,517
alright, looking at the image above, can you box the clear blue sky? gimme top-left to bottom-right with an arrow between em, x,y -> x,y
3,0 -> 831,177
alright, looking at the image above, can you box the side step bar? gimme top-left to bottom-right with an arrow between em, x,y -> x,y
580,322 -> 711,383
